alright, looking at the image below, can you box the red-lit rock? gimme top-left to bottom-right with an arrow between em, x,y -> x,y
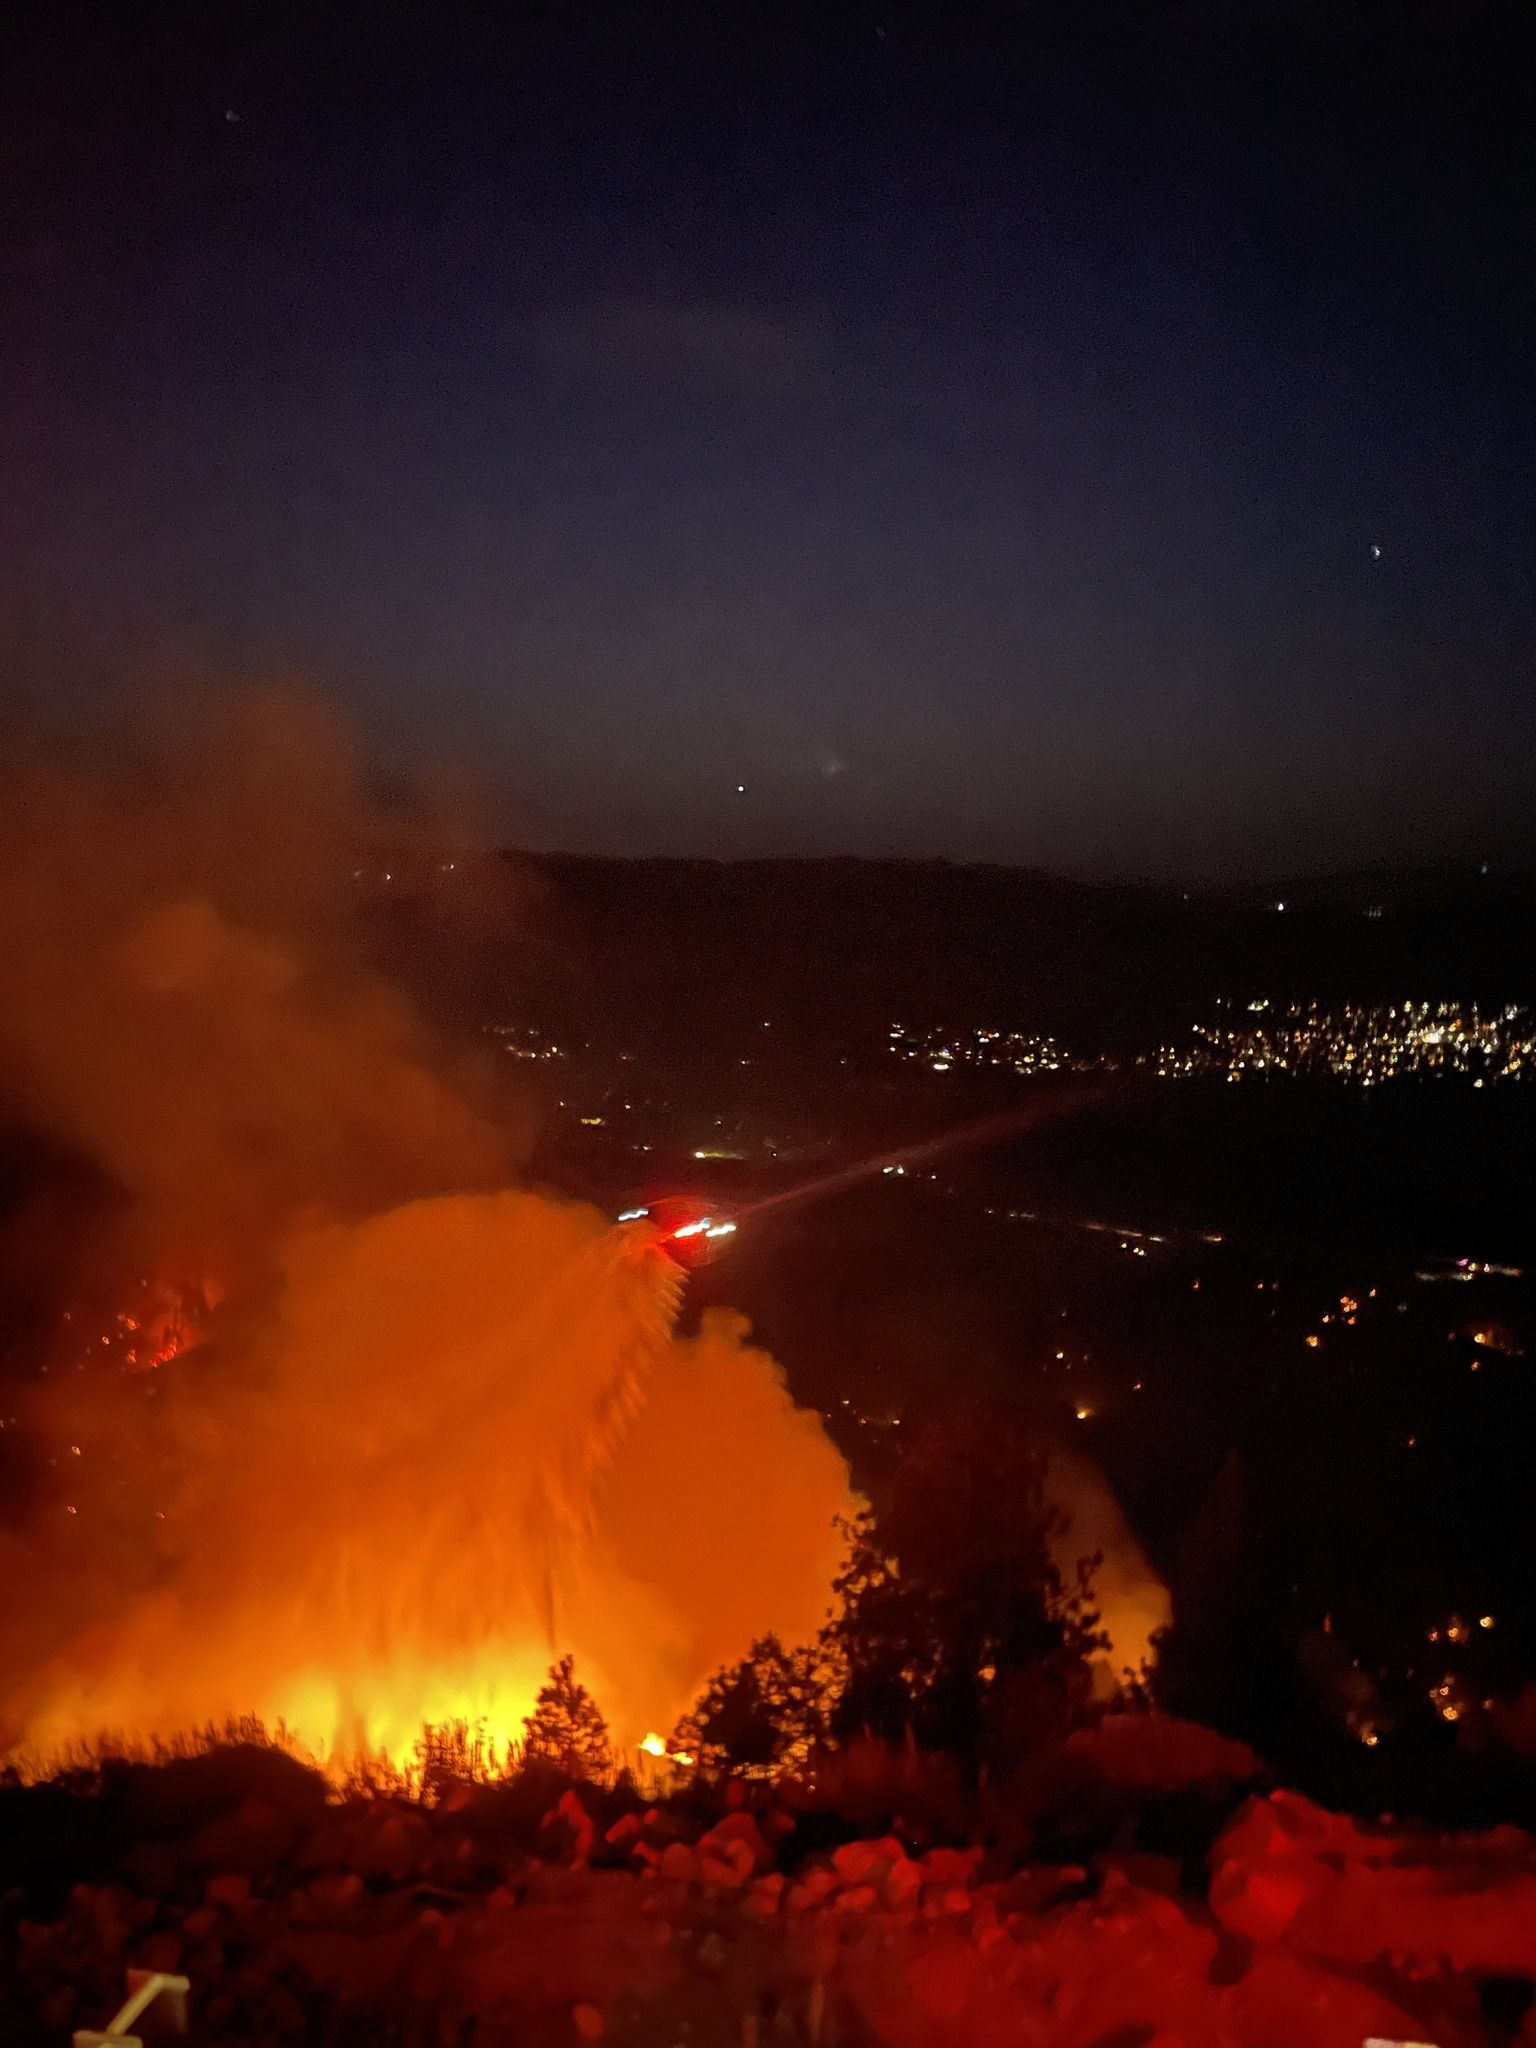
1221,1944 -> 1448,2048
604,1812 -> 642,1852
785,1865 -> 838,1909
299,1869 -> 365,1919
696,1811 -> 772,1886
1213,1788 -> 1536,1978
906,1942 -> 976,2022
1210,1852 -> 1315,1942
206,1870 -> 253,1910
831,1835 -> 906,1887
293,1821 -> 351,1872
1062,1710 -> 1261,1792
349,1806 -> 430,1881
924,1885 -> 974,1917
134,1930 -> 183,1974
187,1793 -> 301,1874
1095,1850 -> 1184,1897
541,1788 -> 598,1866
884,1852 -> 924,1910
37,1986 -> 75,2032
657,1841 -> 700,1883
919,1846 -> 983,1886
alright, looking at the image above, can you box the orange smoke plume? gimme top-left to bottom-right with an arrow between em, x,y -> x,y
3,1191 -> 853,1768
0,684 -> 523,1282
0,688 -> 852,1771
1047,1449 -> 1171,1692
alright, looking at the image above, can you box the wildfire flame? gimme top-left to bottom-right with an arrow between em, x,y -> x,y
639,1730 -> 695,1765
1,1192 -> 854,1774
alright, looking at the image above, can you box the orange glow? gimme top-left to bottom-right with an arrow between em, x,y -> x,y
1046,1450 -> 1170,1693
2,1192 -> 854,1776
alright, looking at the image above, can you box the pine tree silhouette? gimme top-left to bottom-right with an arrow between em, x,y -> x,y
521,1656 -> 616,1780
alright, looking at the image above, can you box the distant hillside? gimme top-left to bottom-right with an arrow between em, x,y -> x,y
468,854 -> 1535,1054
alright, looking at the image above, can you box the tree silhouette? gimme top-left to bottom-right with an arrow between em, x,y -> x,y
825,1407 -> 1104,1776
669,1408 -> 1108,1785
521,1656 -> 616,1781
675,1633 -> 830,1776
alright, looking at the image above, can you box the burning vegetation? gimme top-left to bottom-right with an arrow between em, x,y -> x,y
0,691 -> 859,1774
3,1185 -> 855,1775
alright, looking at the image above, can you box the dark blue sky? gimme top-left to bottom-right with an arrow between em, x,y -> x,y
2,2 -> 1531,877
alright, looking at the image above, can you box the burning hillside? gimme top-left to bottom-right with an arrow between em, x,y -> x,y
0,691 -> 854,1772
3,1191 -> 852,1770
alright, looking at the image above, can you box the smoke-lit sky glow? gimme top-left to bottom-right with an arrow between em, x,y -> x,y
2,3 -> 1530,876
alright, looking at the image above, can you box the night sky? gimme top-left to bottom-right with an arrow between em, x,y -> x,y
2,2 -> 1531,877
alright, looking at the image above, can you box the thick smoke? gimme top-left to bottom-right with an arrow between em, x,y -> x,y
0,685 -> 519,1279
0,690 -> 852,1765
4,1193 -> 851,1762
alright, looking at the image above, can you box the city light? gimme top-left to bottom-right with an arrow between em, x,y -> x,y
1152,999 -> 1533,1087
888,1000 -> 1533,1091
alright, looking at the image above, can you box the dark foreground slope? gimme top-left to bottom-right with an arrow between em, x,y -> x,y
7,1722 -> 1536,2047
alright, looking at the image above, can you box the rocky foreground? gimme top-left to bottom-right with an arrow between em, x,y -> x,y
6,1725 -> 1536,2045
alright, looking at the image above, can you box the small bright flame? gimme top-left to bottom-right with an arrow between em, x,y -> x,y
639,1730 -> 694,1766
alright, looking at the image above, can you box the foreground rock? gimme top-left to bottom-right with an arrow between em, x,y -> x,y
0,1755 -> 1522,2046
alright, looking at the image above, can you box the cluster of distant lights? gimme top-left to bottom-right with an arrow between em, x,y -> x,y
1270,1283 -> 1515,1746
888,999 -> 1532,1090
1151,999 -> 1534,1087
828,1396 -> 904,1433
887,1024 -> 1079,1076
878,1085 -> 1526,1741
1415,1257 -> 1522,1284
566,1103 -> 748,1163
1260,1257 -> 1522,1364
484,1025 -> 566,1061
